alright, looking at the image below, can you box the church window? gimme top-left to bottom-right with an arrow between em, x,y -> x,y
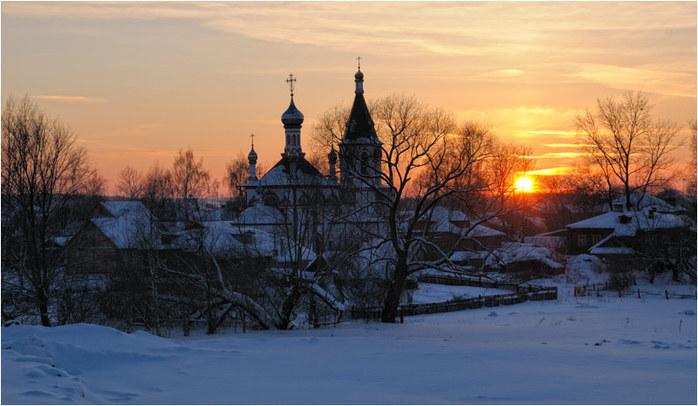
361,152 -> 369,175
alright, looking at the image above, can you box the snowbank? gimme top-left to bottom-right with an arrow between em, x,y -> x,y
3,295 -> 696,404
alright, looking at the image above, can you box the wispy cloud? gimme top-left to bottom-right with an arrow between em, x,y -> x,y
526,152 -> 589,160
570,63 -> 696,98
527,167 -> 576,176
33,95 -> 106,104
481,69 -> 525,78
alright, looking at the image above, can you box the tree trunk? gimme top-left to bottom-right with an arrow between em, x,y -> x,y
381,255 -> 407,323
37,288 -> 51,327
278,285 -> 300,330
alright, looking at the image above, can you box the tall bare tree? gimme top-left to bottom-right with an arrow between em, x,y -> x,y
343,95 -> 496,322
576,91 -> 680,210
172,148 -> 216,200
1,96 -> 103,326
117,166 -> 144,199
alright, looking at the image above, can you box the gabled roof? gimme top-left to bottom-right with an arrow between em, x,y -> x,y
91,200 -> 159,249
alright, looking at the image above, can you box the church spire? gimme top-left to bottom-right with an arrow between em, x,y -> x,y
247,133 -> 258,181
281,73 -> 304,158
343,61 -> 376,142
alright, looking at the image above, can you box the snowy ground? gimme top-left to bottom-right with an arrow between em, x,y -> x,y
408,283 -> 511,304
3,287 -> 696,405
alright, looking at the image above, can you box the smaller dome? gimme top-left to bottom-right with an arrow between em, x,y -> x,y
281,98 -> 304,127
248,147 -> 257,162
354,70 -> 364,81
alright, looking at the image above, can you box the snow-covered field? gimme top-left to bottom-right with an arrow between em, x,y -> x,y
409,283 -> 511,304
3,292 -> 696,404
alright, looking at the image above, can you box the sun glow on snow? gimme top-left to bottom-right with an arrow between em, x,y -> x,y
514,176 -> 534,193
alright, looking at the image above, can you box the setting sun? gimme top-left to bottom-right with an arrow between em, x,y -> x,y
515,176 -> 534,193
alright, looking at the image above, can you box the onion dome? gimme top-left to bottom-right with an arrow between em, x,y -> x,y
281,98 -> 304,128
248,146 -> 257,163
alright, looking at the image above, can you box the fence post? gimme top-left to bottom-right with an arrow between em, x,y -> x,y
665,290 -> 670,300
400,309 -> 404,324
637,288 -> 641,299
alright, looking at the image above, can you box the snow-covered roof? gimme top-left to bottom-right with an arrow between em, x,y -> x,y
589,246 -> 635,255
487,242 -> 563,269
566,207 -> 687,236
405,206 -> 505,238
611,193 -> 681,213
449,250 -> 488,262
237,204 -> 285,225
257,156 -> 331,188
92,200 -> 159,249
200,221 -> 316,263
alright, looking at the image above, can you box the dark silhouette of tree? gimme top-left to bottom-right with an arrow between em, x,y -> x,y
576,91 -> 680,210
2,95 -> 103,326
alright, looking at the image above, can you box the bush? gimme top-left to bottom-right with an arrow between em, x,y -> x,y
608,272 -> 634,292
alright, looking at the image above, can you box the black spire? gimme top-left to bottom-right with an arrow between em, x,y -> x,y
343,65 -> 377,142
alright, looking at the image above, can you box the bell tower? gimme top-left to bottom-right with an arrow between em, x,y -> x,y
339,59 -> 382,188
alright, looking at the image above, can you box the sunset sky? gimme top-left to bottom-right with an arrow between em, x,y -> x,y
2,1 -> 696,194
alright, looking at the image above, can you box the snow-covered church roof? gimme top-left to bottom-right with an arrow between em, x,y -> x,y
257,156 -> 331,188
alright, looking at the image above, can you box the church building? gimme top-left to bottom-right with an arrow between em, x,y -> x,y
239,64 -> 385,251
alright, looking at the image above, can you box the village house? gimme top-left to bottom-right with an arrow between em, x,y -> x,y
562,194 -> 694,273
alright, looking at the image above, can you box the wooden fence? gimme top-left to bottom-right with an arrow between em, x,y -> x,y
574,282 -> 696,299
350,284 -> 557,320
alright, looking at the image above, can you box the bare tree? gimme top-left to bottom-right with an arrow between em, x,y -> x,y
311,105 -> 351,153
172,148 -> 217,200
225,153 -> 263,202
576,91 -> 680,210
686,120 -> 697,200
343,95 -> 496,322
141,163 -> 174,219
1,95 -> 103,326
117,166 -> 144,199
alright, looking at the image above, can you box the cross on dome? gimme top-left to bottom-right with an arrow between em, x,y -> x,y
286,73 -> 296,98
